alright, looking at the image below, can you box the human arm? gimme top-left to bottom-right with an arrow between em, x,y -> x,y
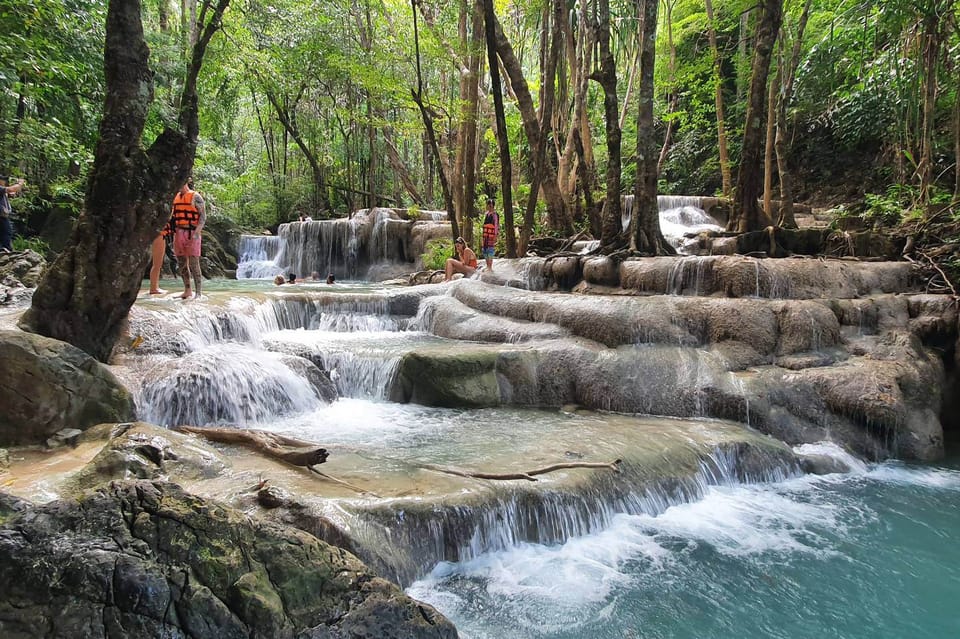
193,192 -> 206,232
4,178 -> 25,196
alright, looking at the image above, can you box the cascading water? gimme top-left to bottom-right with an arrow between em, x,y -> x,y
621,195 -> 724,253
236,235 -> 283,279
121,272 -> 957,639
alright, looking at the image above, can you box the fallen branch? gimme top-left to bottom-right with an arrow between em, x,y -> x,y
175,425 -> 376,496
422,459 -> 622,482
174,425 -> 328,469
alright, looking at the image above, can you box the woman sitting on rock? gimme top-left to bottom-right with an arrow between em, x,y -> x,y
444,237 -> 478,282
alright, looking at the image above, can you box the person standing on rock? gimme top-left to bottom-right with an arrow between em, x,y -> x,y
0,175 -> 25,253
170,177 -> 206,299
481,196 -> 499,272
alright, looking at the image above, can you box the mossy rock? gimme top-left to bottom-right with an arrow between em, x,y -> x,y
392,349 -> 501,408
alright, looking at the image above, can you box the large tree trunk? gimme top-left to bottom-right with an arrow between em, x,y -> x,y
18,0 -> 229,362
594,0 -> 621,246
483,0 -> 516,257
492,15 -> 572,235
461,0 -> 484,245
763,76 -> 777,219
728,0 -> 782,234
775,0 -> 813,229
631,0 -> 672,255
704,0 -> 732,198
918,4 -> 944,207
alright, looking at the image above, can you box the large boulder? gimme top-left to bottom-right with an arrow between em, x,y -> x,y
0,249 -> 45,288
0,330 -> 135,446
0,480 -> 458,639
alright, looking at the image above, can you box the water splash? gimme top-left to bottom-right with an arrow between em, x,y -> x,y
138,345 -> 325,427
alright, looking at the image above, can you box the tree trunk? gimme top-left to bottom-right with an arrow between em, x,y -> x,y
631,0 -> 672,255
657,0 -> 679,174
763,75 -> 777,219
775,0 -> 813,229
704,0 -> 732,198
383,130 -> 424,205
19,0 -> 229,362
594,0 -> 621,246
729,0 -> 782,234
411,0 -> 459,241
483,0 -> 516,257
918,5 -> 942,207
461,0 -> 484,245
451,0 -> 469,230
492,15 -> 572,234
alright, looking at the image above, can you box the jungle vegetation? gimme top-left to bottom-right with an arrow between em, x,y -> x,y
2,0 -> 959,357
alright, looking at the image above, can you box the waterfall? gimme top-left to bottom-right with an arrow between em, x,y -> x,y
236,235 -> 283,279
138,345 -> 326,427
332,441 -> 800,586
620,195 -> 724,253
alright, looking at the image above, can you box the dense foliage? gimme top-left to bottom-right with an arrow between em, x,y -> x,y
1,0 -> 958,238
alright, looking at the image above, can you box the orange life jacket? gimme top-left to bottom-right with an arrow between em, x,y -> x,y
171,190 -> 200,231
482,211 -> 498,248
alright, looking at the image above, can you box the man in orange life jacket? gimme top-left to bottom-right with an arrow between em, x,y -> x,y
170,177 -> 206,299
481,196 -> 499,272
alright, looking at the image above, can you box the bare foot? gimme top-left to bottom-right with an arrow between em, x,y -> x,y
149,288 -> 167,295
179,290 -> 192,299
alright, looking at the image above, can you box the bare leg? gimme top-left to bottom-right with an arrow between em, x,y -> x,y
177,255 -> 192,299
486,257 -> 493,271
149,235 -> 166,294
444,258 -> 476,281
189,255 -> 202,297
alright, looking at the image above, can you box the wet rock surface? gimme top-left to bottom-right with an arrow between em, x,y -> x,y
0,480 -> 458,639
0,330 -> 135,446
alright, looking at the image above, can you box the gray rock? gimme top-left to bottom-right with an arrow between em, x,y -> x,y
0,480 -> 458,639
0,330 -> 135,447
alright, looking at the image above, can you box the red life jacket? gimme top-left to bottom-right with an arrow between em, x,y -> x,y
482,211 -> 498,248
171,190 -> 200,231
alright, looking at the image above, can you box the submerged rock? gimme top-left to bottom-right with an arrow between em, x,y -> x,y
0,480 -> 458,638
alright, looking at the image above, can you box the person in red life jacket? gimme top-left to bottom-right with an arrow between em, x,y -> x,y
170,177 -> 206,299
481,196 -> 499,271
444,236 -> 478,281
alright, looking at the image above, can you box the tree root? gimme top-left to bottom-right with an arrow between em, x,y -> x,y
422,458 -> 622,482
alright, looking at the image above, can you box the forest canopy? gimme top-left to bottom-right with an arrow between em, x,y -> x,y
1,0 -> 958,239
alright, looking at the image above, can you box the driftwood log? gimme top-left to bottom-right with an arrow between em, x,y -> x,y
174,425 -> 376,495
174,425 -> 328,467
422,458 -> 622,482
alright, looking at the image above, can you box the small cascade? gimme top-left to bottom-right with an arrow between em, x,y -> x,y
236,207 -> 428,281
318,349 -> 403,399
620,195 -> 724,253
666,255 -> 719,295
138,345 -> 326,427
276,219 -> 362,280
236,235 -> 283,279
339,440 -> 800,586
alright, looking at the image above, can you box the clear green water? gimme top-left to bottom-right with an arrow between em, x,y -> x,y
409,458 -> 960,639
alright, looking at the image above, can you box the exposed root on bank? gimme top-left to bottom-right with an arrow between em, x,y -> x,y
422,458 -> 623,482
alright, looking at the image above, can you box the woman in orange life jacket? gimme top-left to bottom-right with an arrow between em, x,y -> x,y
480,196 -> 499,271
170,177 -> 206,299
444,236 -> 478,281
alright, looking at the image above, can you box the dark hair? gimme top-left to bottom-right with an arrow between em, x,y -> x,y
288,272 -> 297,282
486,197 -> 494,204
455,237 -> 465,245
